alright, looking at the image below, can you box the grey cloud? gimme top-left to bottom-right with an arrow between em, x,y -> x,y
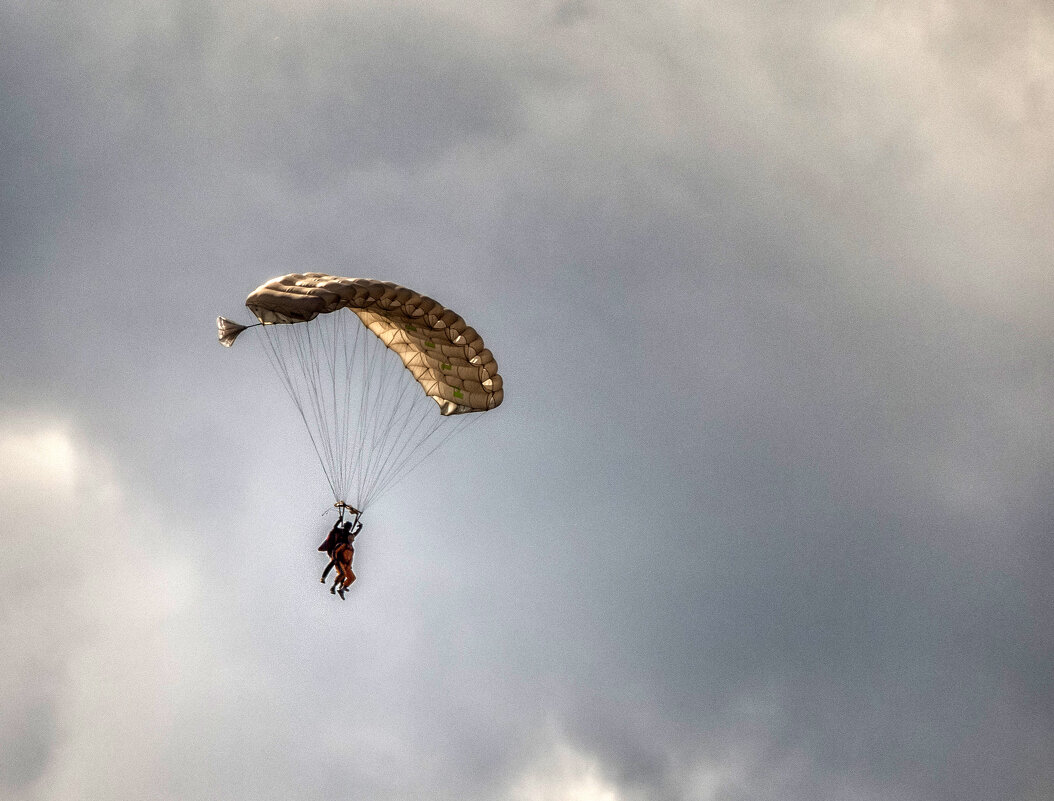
147,5 -> 523,185
146,7 -> 524,190
441,5 -> 1054,796
553,1 -> 595,27
2,1 -> 1053,800
0,697 -> 56,793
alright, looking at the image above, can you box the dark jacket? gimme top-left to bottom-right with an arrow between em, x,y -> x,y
318,524 -> 342,553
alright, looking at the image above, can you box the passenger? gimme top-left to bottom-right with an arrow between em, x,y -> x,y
330,520 -> 361,600
318,518 -> 344,583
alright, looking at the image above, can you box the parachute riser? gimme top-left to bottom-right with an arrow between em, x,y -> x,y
333,500 -> 362,526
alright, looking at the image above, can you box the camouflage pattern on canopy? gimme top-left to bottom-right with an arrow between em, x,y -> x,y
245,274 -> 503,416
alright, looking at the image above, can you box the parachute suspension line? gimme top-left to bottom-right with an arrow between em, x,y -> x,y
318,307 -> 397,508
352,312 -> 387,505
346,310 -> 377,506
296,322 -> 334,491
349,311 -> 379,505
285,321 -> 342,500
325,310 -> 368,504
338,310 -> 358,499
367,410 -> 478,509
373,408 -> 479,508
314,312 -> 347,499
361,391 -> 432,506
259,324 -> 342,502
364,387 -> 429,502
359,335 -> 410,503
295,320 -> 342,498
361,331 -> 446,505
329,310 -> 348,498
258,308 -> 485,512
357,348 -> 423,503
353,353 -> 482,510
367,369 -> 443,492
330,313 -> 355,499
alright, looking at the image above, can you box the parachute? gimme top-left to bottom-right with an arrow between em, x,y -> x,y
218,274 -> 503,511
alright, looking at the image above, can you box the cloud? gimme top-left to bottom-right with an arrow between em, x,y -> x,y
0,416 -> 196,801
509,735 -> 632,801
2,1 -> 1054,800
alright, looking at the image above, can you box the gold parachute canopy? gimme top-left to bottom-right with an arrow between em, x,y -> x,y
246,274 -> 503,416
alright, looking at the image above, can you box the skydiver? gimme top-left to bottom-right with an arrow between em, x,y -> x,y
318,518 -> 344,583
329,519 -> 361,599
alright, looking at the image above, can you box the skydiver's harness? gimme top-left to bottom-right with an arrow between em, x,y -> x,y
332,501 -> 363,551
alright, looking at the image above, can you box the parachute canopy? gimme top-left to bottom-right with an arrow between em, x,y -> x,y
221,273 -> 503,511
246,274 -> 503,416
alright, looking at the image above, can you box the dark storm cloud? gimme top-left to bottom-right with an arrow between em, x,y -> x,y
221,8 -> 522,185
2,1 -> 1053,800
446,3 -> 1054,798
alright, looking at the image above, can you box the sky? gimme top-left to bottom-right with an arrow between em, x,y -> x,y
1,1 -> 1053,799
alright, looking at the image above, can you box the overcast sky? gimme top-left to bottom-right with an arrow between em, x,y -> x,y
2,1 -> 1053,799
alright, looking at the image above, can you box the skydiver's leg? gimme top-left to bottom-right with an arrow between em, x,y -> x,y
335,564 -> 347,598
331,547 -> 345,580
330,559 -> 344,594
321,556 -> 335,582
335,549 -> 352,588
